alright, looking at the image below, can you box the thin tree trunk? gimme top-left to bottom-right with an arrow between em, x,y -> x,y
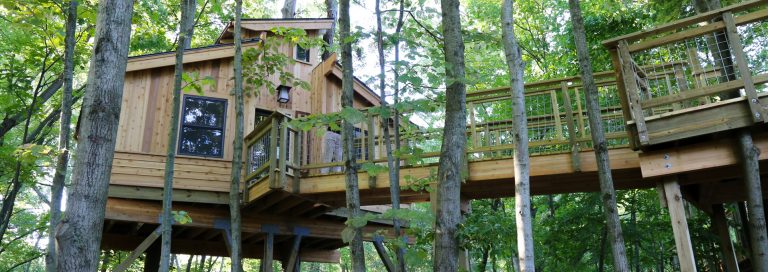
321,0 -> 337,60
598,225 -> 606,272
182,0 -> 196,50
186,255 -> 194,272
281,0 -> 296,18
567,1 -> 630,271
339,0 -> 365,269
160,1 -> 195,270
374,0 -> 406,270
55,0 -> 134,270
737,130 -> 768,270
479,246 -> 490,272
229,0 -> 244,270
46,1 -> 77,271
434,0 -> 467,270
501,1 -> 534,271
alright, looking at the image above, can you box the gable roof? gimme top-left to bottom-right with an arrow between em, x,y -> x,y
216,18 -> 334,44
315,53 -> 381,106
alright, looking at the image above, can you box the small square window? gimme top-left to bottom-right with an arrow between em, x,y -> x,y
178,96 -> 227,157
295,45 -> 310,63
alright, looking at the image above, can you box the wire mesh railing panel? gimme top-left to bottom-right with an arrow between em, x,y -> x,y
738,19 -> 768,93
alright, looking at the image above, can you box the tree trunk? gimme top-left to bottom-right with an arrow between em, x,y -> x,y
374,0 -> 406,270
598,225 -> 607,272
321,0 -> 337,60
339,0 -> 365,270
55,0 -> 134,270
182,0 -> 196,49
160,0 -> 196,270
737,130 -> 768,270
567,1 -> 630,271
229,0 -> 245,271
434,0 -> 467,270
501,1 -> 535,271
281,0 -> 296,18
46,1 -> 78,271
479,246 -> 490,272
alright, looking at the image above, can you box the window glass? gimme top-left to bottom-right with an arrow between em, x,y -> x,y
295,45 -> 310,63
178,96 -> 227,157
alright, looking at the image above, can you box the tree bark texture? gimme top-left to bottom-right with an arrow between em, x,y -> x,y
229,0 -> 244,271
567,0 -> 630,271
322,0 -> 338,60
46,1 -> 78,271
55,0 -> 134,271
737,130 -> 768,270
339,0 -> 366,270
281,0 -> 296,18
160,0 -> 196,270
434,0 -> 467,270
501,1 -> 535,271
182,0 -> 196,50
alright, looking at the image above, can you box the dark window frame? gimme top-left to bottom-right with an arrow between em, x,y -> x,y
295,44 -> 310,63
177,95 -> 228,158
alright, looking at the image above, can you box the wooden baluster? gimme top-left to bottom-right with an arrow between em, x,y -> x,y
367,112 -> 377,188
686,48 -> 711,105
723,11 -> 764,123
573,87 -> 587,139
672,63 -> 689,110
618,40 -> 650,146
550,90 -> 564,140
561,82 -> 581,172
469,102 -> 478,151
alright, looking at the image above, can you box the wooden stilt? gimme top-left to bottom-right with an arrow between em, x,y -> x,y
262,224 -> 279,272
372,235 -> 396,272
660,178 -> 697,272
114,226 -> 162,272
143,239 -> 161,272
712,204 -> 740,272
286,227 -> 309,272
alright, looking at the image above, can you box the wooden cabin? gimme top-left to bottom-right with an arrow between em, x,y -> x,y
102,18 -> 393,268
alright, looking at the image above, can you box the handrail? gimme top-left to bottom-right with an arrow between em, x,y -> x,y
602,0 -> 766,47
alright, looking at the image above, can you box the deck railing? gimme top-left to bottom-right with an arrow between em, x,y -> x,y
603,0 -> 768,148
242,72 -> 633,200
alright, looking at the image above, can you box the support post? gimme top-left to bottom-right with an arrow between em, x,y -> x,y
737,130 -> 768,270
262,224 -> 279,272
712,204 -> 740,272
618,40 -> 650,145
292,129 -> 302,193
114,226 -> 162,272
561,82 -> 581,172
723,12 -> 764,123
143,240 -> 161,272
660,178 -> 696,272
286,227 -> 309,272
372,235 -> 396,272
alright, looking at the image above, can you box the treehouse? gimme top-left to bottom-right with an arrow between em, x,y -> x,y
105,1 -> 768,270
103,18 -> 396,269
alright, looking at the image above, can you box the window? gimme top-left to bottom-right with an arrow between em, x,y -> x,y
178,96 -> 227,157
295,45 -> 310,63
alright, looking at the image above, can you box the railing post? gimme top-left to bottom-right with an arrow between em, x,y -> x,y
671,63 -> 688,110
367,111 -> 377,188
268,117 -> 280,189
723,11 -> 765,123
277,116 -> 289,189
550,90 -> 564,140
618,40 -> 650,146
561,82 -> 581,172
292,128 -> 302,193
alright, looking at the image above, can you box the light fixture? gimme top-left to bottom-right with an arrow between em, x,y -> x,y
277,85 -> 292,103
